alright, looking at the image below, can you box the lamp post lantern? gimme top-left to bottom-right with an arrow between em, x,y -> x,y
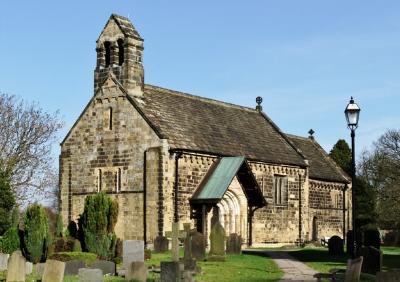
344,97 -> 361,259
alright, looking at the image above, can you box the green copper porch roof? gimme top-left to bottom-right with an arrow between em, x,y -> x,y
195,157 -> 245,200
191,157 -> 266,207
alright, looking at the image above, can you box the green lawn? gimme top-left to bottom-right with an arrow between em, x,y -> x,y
147,250 -> 283,282
287,246 -> 400,273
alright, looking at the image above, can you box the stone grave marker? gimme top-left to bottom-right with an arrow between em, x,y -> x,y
78,268 -> 103,282
190,230 -> 205,261
154,235 -> 169,253
126,261 -> 147,282
171,222 -> 179,262
25,261 -> 33,275
34,263 -> 46,277
226,233 -> 242,254
64,259 -> 85,275
208,210 -> 226,261
160,261 -> 180,282
183,223 -> 196,271
42,259 -> 65,282
6,251 -> 26,282
90,260 -> 115,275
328,235 -> 344,255
0,253 -> 9,271
123,240 -> 144,270
361,246 -> 383,275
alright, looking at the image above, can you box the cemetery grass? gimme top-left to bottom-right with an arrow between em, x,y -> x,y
287,246 -> 400,272
147,250 -> 283,282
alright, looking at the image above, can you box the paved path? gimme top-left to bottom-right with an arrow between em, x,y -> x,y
243,250 -> 318,282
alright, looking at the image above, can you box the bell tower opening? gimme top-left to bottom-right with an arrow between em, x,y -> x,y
94,14 -> 144,97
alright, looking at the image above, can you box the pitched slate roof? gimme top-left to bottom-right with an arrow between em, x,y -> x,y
137,84 -> 306,167
110,14 -> 142,40
286,134 -> 350,183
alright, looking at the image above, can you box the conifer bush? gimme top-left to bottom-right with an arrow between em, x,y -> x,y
0,226 -> 20,253
22,204 -> 50,263
79,192 -> 118,258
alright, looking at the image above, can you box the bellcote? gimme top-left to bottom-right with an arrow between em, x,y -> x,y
94,14 -> 144,97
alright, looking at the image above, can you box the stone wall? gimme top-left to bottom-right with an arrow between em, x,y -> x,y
250,162 -> 307,244
308,180 -> 349,240
60,77 -> 162,240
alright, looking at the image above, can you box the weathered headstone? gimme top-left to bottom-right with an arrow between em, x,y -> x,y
90,260 -> 115,275
328,235 -> 344,255
0,253 -> 9,271
25,261 -> 33,275
64,260 -> 86,275
42,259 -> 65,282
6,251 -> 26,282
154,235 -> 169,253
160,261 -> 180,282
78,268 -> 103,282
126,261 -> 147,282
226,233 -> 242,254
361,246 -> 383,275
34,263 -> 46,277
190,230 -> 205,261
208,208 -> 226,261
171,222 -> 179,262
123,240 -> 144,270
183,223 -> 196,271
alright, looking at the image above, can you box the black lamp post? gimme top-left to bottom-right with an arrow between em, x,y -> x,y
344,97 -> 361,259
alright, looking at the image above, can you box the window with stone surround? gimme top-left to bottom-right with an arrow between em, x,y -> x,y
116,168 -> 121,192
273,175 -> 288,205
97,169 -> 102,193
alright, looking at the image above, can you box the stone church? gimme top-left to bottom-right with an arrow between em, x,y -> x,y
60,14 -> 351,247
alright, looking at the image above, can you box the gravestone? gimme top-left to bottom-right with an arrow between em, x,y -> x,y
90,260 -> 115,275
160,261 -> 180,282
123,240 -> 144,270
78,268 -> 103,282
0,253 -> 9,271
34,263 -> 46,277
328,235 -> 344,255
126,261 -> 147,282
208,208 -> 226,261
183,270 -> 195,282
183,223 -> 196,271
171,222 -> 179,262
154,235 -> 169,253
226,233 -> 242,254
6,251 -> 26,282
25,261 -> 33,275
190,231 -> 205,261
42,259 -> 65,282
64,260 -> 86,275
360,246 -> 383,275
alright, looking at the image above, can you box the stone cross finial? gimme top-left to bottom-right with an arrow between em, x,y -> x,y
255,96 -> 263,112
308,129 -> 315,139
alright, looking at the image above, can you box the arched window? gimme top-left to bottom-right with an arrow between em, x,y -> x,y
117,39 -> 124,66
104,41 -> 111,67
97,169 -> 102,192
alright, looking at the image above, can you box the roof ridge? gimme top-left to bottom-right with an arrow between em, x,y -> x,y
285,133 -> 310,140
144,84 -> 257,113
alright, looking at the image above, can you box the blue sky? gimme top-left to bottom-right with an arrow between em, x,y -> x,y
1,1 -> 399,161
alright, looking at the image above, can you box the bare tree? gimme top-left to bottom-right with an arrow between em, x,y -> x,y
0,93 -> 63,205
359,129 -> 400,233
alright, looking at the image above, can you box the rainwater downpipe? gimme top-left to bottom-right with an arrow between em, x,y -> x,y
143,150 -> 147,247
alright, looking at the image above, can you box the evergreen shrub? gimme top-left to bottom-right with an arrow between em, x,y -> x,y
79,192 -> 118,259
0,226 -> 20,253
364,228 -> 381,249
22,204 -> 50,263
